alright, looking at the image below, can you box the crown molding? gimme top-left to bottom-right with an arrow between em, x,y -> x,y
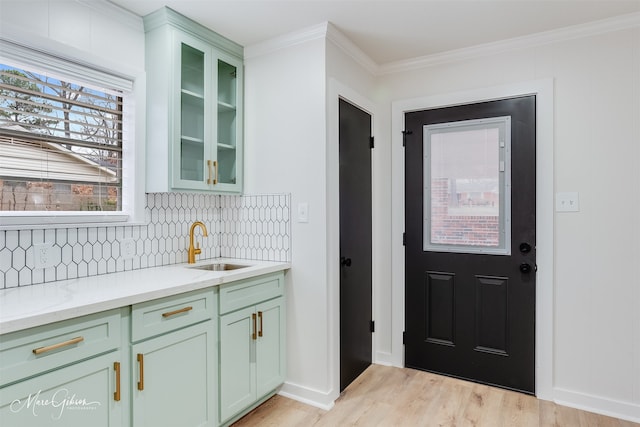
244,21 -> 379,75
77,0 -> 143,32
244,22 -> 329,60
143,7 -> 243,58
325,23 -> 378,75
222,11 -> 639,73
379,11 -> 640,75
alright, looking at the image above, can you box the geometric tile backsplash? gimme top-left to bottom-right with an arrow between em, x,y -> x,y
0,193 -> 290,289
220,194 -> 290,262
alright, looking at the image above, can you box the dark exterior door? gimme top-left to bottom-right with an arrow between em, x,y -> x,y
339,98 -> 372,391
404,96 -> 536,393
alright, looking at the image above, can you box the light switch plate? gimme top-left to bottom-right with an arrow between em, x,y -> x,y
556,192 -> 580,212
297,202 -> 309,223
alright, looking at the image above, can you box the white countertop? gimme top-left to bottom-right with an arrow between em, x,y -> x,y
0,258 -> 290,335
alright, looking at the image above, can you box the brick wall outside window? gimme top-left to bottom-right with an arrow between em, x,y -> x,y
430,178 -> 499,247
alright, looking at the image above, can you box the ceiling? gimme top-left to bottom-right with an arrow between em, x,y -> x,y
108,0 -> 640,65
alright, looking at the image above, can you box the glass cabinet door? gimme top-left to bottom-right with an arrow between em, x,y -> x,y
215,57 -> 242,188
179,42 -> 206,184
170,34 -> 242,192
144,7 -> 243,193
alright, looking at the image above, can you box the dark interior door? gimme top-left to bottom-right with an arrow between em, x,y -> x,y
339,98 -> 372,391
404,96 -> 536,393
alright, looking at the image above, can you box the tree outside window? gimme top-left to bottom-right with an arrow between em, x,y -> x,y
0,63 -> 123,211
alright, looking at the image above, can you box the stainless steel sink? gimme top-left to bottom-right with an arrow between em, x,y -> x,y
190,263 -> 250,271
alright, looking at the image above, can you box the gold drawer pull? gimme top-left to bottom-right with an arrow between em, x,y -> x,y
162,306 -> 193,318
137,353 -> 144,391
114,362 -> 121,401
258,311 -> 263,337
32,336 -> 84,355
252,313 -> 257,340
207,160 -> 213,184
213,160 -> 218,185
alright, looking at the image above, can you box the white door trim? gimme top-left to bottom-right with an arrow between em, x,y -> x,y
390,79 -> 554,399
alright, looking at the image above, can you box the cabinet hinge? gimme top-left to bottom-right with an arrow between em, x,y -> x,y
369,136 -> 374,149
402,130 -> 412,147
370,320 -> 375,333
402,232 -> 406,246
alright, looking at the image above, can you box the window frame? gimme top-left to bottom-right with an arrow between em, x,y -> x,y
422,116 -> 512,255
0,38 -> 145,229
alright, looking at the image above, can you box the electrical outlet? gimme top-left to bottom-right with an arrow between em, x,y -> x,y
556,192 -> 580,212
33,243 -> 55,269
120,238 -> 136,259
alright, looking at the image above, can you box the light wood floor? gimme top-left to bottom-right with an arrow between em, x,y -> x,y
232,365 -> 639,427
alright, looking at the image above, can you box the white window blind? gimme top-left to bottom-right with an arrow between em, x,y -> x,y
0,62 -> 124,212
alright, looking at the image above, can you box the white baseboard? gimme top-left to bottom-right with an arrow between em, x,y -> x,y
278,381 -> 337,411
553,387 -> 640,424
373,351 -> 399,367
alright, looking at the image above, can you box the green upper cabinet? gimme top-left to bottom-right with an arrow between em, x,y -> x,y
144,7 -> 243,193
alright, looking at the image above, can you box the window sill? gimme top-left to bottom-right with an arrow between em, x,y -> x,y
0,212 -> 136,230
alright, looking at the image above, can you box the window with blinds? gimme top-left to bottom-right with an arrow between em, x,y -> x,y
0,63 -> 123,212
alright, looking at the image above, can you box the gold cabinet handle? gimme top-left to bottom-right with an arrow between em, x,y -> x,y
213,160 -> 218,185
258,311 -> 263,337
252,313 -> 257,340
32,336 -> 84,355
207,160 -> 213,184
162,306 -> 193,318
137,353 -> 144,391
114,362 -> 121,401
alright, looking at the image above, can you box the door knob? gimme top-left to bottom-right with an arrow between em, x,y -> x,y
519,242 -> 532,254
340,257 -> 352,267
519,263 -> 532,273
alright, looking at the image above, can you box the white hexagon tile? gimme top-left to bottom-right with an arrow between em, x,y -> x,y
0,193 -> 290,288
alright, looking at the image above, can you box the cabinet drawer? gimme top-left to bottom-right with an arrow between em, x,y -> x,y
0,309 -> 122,387
219,273 -> 284,314
0,351 -> 122,427
131,288 -> 215,342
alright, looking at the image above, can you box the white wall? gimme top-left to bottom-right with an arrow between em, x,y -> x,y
379,25 -> 640,421
243,25 -> 382,407
0,0 -> 144,73
243,35 -> 335,406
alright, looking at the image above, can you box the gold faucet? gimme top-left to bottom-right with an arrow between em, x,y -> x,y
188,221 -> 208,264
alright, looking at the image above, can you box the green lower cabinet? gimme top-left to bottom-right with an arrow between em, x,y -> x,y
0,272 -> 286,427
219,296 -> 285,425
219,306 -> 256,421
255,298 -> 286,397
0,351 -> 124,427
131,320 -> 216,427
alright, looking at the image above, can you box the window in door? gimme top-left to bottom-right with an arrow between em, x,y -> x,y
423,116 -> 511,255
